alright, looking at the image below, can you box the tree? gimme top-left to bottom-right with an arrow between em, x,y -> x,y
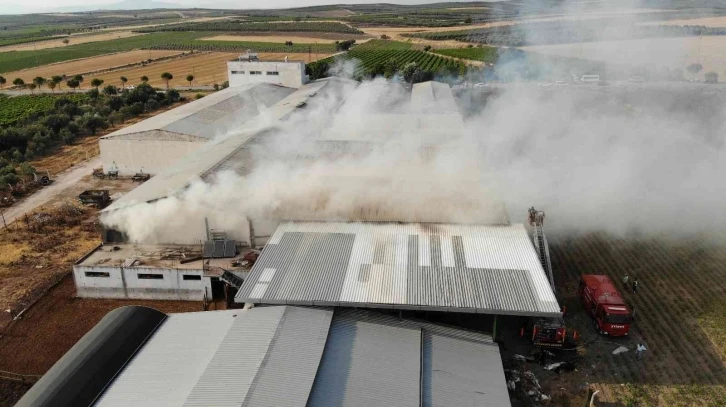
32,76 -> 46,89
705,71 -> 718,83
78,113 -> 108,135
66,79 -> 79,92
120,76 -> 128,87
160,72 -> 173,89
402,62 -> 421,84
12,78 -> 25,89
48,81 -> 57,93
464,16 -> 472,24
51,75 -> 63,89
140,75 -> 149,83
90,78 -> 104,89
73,74 -> 84,88
384,58 -> 399,79
0,76 -> 5,89
62,38 -> 69,46
103,84 -> 118,95
423,45 -> 431,52
27,83 -> 37,94
186,74 -> 194,86
686,63 -> 703,79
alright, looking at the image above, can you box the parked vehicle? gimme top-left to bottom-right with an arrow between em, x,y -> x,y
78,190 -> 111,208
581,75 -> 600,83
580,275 -> 632,336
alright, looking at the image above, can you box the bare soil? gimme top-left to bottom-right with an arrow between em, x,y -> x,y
0,50 -> 183,81
0,277 -> 204,406
92,51 -> 334,88
0,31 -> 141,53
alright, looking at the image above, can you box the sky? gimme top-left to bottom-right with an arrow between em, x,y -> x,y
0,0 -> 476,14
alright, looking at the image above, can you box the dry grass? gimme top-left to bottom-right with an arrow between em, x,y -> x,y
0,31 -> 141,53
641,16 -> 726,27
0,50 -> 183,81
88,51 -> 333,88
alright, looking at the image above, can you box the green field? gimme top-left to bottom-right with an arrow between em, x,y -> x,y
432,47 -> 498,63
139,21 -> 362,34
0,32 -> 338,73
0,94 -> 88,126
353,39 -> 412,50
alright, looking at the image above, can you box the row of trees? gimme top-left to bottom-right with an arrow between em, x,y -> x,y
0,84 -> 183,190
0,72 -> 199,93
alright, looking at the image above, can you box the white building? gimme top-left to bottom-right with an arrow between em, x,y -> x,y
99,83 -> 294,176
227,57 -> 309,88
73,244 -> 248,301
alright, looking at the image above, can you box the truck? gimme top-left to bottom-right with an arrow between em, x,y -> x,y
520,208 -> 579,348
78,190 -> 111,208
579,274 -> 632,336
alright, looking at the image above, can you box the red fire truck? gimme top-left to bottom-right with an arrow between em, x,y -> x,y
579,275 -> 633,336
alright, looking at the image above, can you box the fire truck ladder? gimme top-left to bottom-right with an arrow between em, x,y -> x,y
530,209 -> 556,295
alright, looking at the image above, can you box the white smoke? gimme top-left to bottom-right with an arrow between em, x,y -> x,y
102,1 -> 726,244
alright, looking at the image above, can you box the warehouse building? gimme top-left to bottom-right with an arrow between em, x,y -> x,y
236,221 -> 560,317
17,305 -> 510,407
99,83 -> 294,176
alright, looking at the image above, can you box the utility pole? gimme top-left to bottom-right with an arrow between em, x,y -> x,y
1,210 -> 6,229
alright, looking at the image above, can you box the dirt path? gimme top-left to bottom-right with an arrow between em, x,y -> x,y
1,157 -> 101,226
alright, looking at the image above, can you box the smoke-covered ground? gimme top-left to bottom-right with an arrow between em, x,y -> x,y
102,0 -> 726,243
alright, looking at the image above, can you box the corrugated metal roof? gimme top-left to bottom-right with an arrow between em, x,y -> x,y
101,84 -> 294,140
242,307 -> 333,407
95,311 -> 237,407
236,221 -> 561,317
183,306 -> 285,407
411,81 -> 460,114
306,311 -> 422,407
102,78 -> 357,214
89,305 -> 509,407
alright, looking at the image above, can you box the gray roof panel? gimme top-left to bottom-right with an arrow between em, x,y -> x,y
306,312 -> 422,407
236,222 -> 561,317
243,307 -> 333,407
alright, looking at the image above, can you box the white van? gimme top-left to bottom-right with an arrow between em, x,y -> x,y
581,75 -> 600,83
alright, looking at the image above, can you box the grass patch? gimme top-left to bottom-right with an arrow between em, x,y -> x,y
353,39 -> 413,51
432,46 -> 498,63
698,303 -> 726,362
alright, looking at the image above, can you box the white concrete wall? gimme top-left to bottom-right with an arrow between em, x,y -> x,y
73,265 -> 211,301
100,132 -> 207,176
228,61 -> 308,88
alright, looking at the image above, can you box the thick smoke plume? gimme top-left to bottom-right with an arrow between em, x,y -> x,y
102,1 -> 726,244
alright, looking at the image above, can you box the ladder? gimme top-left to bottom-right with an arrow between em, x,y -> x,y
220,270 -> 244,289
530,209 -> 556,294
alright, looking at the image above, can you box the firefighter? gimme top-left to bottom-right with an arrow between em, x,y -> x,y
632,278 -> 639,294
636,343 -> 647,360
623,273 -> 629,285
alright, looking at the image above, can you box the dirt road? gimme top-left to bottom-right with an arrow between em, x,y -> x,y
1,157 -> 100,226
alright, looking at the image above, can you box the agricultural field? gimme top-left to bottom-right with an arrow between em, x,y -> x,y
0,94 -> 88,126
146,38 -> 337,53
353,39 -> 413,50
0,31 -> 142,53
406,20 -> 726,47
432,46 -> 499,63
138,21 -> 363,34
521,36 -> 726,79
88,51 -> 333,88
1,50 -> 183,85
545,233 -> 726,406
200,34 -> 370,44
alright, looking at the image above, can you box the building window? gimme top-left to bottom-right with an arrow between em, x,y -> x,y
249,71 -> 262,75
183,274 -> 202,281
85,271 -> 110,278
266,71 -> 279,76
231,71 -> 245,74
138,273 -> 164,280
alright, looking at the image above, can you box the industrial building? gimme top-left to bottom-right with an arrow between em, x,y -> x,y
17,305 -> 510,407
227,52 -> 309,88
99,83 -> 294,176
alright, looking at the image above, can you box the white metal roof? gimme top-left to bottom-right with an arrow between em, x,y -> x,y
102,79 -> 354,213
101,84 -> 294,140
236,221 -> 561,317
92,306 -> 510,407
